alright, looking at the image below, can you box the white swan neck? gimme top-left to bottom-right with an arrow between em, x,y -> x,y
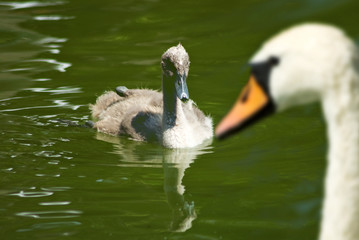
320,74 -> 359,240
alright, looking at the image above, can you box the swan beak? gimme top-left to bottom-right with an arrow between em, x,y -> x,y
215,75 -> 273,139
176,73 -> 189,102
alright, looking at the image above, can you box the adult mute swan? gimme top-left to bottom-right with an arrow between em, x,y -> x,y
90,44 -> 213,148
215,23 -> 359,240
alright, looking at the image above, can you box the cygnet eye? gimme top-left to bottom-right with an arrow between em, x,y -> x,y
167,70 -> 174,77
162,58 -> 176,77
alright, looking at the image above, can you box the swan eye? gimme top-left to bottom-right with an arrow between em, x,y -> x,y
248,56 -> 280,97
268,56 -> 279,66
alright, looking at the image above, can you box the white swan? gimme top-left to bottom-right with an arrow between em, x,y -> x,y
215,23 -> 359,240
90,44 -> 213,148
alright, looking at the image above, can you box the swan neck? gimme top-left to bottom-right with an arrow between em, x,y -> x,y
319,76 -> 359,240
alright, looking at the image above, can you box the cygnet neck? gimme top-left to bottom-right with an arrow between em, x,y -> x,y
162,74 -> 183,129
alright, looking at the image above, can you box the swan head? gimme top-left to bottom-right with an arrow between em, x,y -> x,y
216,23 -> 358,139
161,43 -> 190,102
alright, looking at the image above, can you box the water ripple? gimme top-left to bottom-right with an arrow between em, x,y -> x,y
0,1 -> 66,10
36,37 -> 67,45
0,97 -> 24,102
41,187 -> 71,192
33,150 -> 73,160
16,221 -> 81,232
34,15 -> 75,21
16,210 -> 82,219
39,201 -> 71,206
0,99 -> 83,112
35,173 -> 61,177
3,68 -> 34,72
10,190 -> 53,198
34,151 -> 62,158
26,59 -> 71,72
35,37 -> 68,54
24,86 -> 81,95
32,78 -> 51,82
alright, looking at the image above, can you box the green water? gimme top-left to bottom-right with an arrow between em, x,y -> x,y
1,0 -> 358,239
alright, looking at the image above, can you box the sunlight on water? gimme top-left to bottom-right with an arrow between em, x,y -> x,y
26,59 -> 71,72
10,190 -> 54,198
0,1 -> 66,10
39,201 -> 71,206
24,87 -> 82,95
34,16 -> 75,21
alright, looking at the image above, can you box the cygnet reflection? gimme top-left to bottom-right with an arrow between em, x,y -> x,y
95,133 -> 212,232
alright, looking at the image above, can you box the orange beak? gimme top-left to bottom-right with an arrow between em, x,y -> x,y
215,75 -> 273,139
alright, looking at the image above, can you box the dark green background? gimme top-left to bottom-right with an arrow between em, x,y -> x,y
0,0 -> 358,239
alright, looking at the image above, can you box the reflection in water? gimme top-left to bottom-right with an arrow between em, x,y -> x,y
163,147 -> 210,232
96,133 -> 212,232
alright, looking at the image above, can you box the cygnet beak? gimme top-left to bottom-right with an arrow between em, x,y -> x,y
175,73 -> 189,102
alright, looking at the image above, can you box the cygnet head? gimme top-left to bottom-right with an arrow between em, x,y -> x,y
216,23 -> 359,139
161,43 -> 190,102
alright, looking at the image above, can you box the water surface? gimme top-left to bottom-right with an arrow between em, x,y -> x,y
0,0 -> 358,239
